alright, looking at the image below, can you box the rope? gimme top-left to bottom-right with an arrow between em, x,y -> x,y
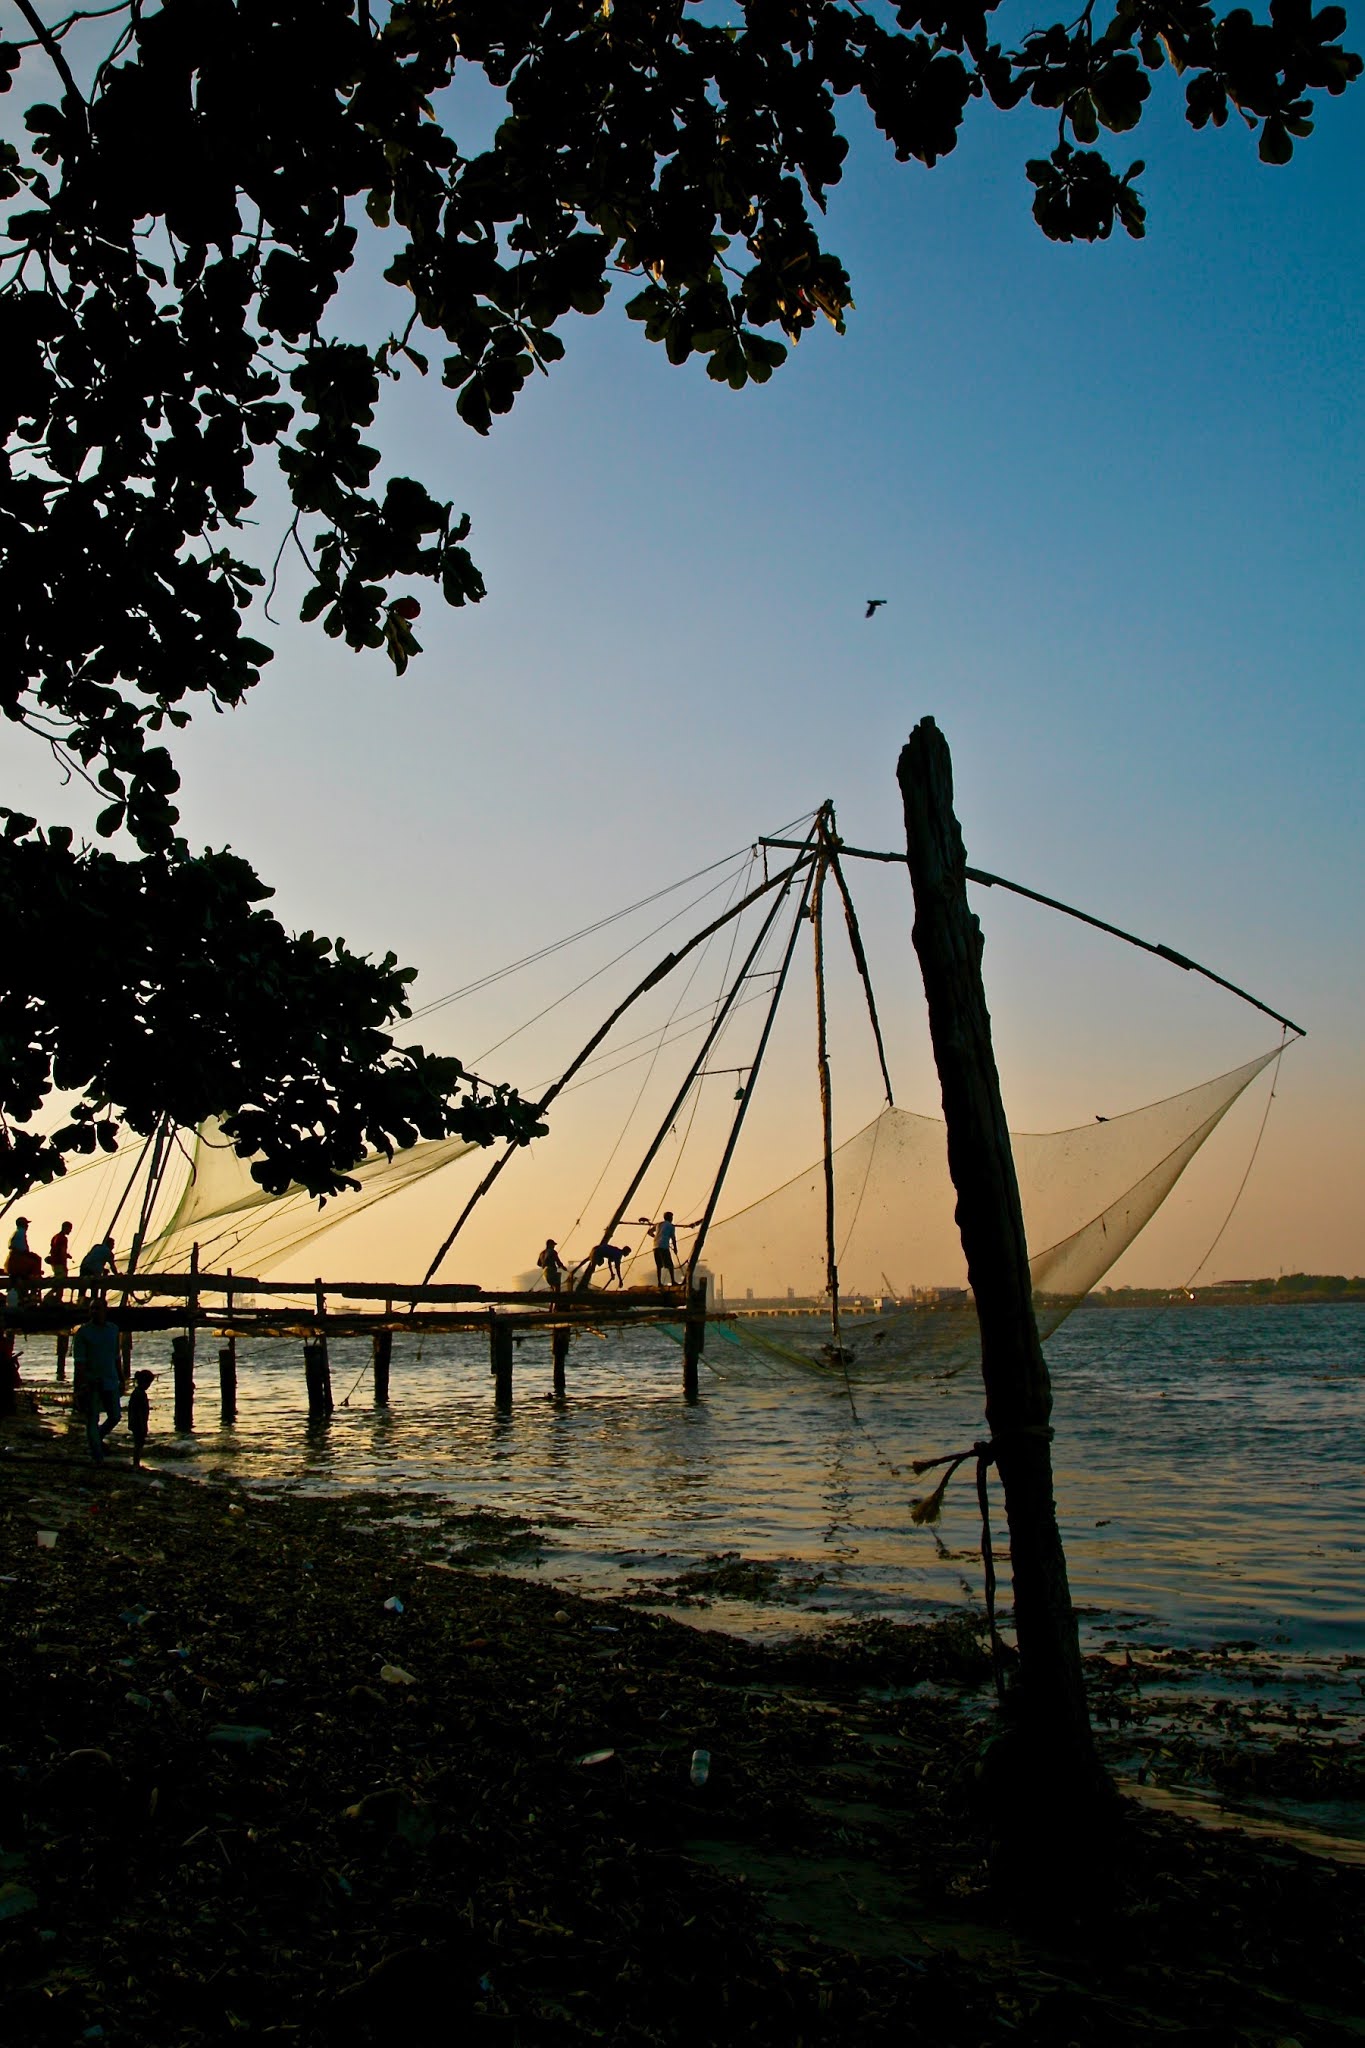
910,1439 -> 1007,1704
1181,1032 -> 1288,1292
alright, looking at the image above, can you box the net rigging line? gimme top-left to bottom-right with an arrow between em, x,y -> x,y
469,865 -> 763,1067
402,810 -> 816,1028
590,864 -> 800,1284
557,850 -> 759,1261
758,837 -> 1306,1039
422,846 -> 820,1283
1181,1030 -> 1290,1291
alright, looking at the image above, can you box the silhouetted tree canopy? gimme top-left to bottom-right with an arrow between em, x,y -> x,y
1,0 -> 1357,1197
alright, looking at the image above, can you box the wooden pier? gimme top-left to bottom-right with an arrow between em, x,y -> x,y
4,1264 -> 711,1421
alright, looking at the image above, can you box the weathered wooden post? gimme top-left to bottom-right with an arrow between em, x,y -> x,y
551,1323 -> 570,1400
220,1269 -> 237,1423
172,1334 -> 194,1432
303,1342 -> 333,1418
682,1280 -> 707,1401
898,718 -> 1108,1832
373,1329 -> 392,1406
55,1331 -> 68,1382
489,1316 -> 514,1408
218,1343 -> 237,1423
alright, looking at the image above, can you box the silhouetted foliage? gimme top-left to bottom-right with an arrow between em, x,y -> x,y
1,0 -> 1356,1194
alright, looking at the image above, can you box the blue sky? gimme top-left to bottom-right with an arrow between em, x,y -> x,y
6,18 -> 1363,1282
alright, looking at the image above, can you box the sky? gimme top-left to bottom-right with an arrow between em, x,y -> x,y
6,13 -> 1364,1288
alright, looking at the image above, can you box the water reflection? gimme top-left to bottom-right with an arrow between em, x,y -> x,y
32,1305 -> 1365,1656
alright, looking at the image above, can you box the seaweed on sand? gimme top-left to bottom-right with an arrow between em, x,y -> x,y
2,1430 -> 1364,2045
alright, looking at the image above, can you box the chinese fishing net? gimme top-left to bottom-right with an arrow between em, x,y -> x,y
143,1119 -> 479,1276
698,1048 -> 1280,1382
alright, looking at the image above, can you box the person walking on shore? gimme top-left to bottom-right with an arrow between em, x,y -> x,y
73,1301 -> 123,1464
127,1369 -> 155,1469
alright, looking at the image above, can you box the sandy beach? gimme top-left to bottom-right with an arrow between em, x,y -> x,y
3,1413 -> 1364,2046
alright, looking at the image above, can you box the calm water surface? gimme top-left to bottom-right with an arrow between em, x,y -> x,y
31,1304 -> 1365,1658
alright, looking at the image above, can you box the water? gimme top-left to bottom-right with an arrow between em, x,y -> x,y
29,1304 -> 1365,1657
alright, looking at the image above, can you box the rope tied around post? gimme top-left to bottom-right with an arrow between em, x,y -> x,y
910,1436 -> 1037,1707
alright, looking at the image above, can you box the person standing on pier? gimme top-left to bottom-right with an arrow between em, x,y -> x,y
78,1236 -> 119,1300
73,1300 -> 123,1464
537,1238 -> 565,1295
47,1220 -> 72,1298
651,1212 -> 680,1287
6,1217 -> 42,1307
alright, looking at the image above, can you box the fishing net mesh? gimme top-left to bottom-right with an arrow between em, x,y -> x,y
144,1120 -> 479,1276
700,1049 -> 1278,1379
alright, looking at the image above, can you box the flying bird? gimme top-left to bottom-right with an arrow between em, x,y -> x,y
864,599 -> 887,619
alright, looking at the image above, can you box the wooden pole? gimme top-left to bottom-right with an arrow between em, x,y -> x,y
303,1341 -> 332,1419
810,842 -> 842,1358
551,1323 -> 570,1399
220,1269 -> 237,1422
55,1331 -> 68,1382
489,1316 -> 514,1408
218,1344 -> 237,1423
373,1329 -> 392,1406
898,718 -> 1107,1830
682,1280 -> 707,1401
171,1333 -> 194,1432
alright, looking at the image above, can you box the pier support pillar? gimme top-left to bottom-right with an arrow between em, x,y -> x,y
55,1332 -> 68,1382
682,1280 -> 707,1402
551,1324 -> 570,1400
219,1338 -> 237,1425
304,1340 -> 333,1419
489,1319 -> 514,1409
172,1334 -> 195,1433
373,1329 -> 392,1407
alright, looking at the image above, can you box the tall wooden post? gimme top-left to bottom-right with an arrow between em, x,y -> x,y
682,1280 -> 707,1401
489,1317 -> 514,1408
218,1343 -> 237,1424
220,1269 -> 237,1423
373,1329 -> 392,1406
172,1334 -> 194,1432
303,1342 -> 332,1419
898,719 -> 1107,1826
55,1331 -> 68,1382
551,1324 -> 570,1400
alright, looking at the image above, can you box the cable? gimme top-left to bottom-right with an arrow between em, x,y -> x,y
404,810 -> 816,1026
1181,1035 -> 1288,1291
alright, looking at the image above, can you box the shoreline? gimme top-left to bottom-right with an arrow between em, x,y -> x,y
4,1420 -> 1365,2043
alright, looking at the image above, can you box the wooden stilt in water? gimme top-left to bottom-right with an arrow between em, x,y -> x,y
303,1341 -> 333,1418
898,717 -> 1107,1839
489,1317 -> 514,1408
373,1329 -> 392,1406
682,1280 -> 707,1400
551,1323 -> 570,1399
55,1331 -> 68,1382
172,1334 -> 194,1432
219,1342 -> 237,1423
220,1269 -> 237,1422
119,1328 -> 133,1390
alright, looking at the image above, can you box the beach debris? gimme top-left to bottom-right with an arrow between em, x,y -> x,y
0,1883 -> 39,1922
119,1604 -> 154,1626
573,1749 -> 616,1768
35,1528 -> 57,1549
207,1724 -> 272,1749
553,1609 -> 571,1623
382,1595 -> 405,1613
689,1748 -> 711,1788
378,1663 -> 417,1686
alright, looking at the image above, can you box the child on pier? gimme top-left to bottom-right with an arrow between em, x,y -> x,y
128,1369 -> 155,1469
